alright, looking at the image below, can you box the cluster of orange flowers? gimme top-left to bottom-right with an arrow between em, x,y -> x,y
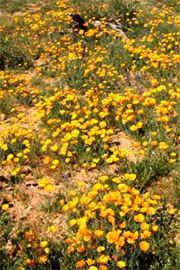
61,174 -> 175,269
20,230 -> 52,268
0,0 -> 179,180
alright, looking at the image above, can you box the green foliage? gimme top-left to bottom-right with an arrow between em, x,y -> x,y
69,0 -> 136,20
133,156 -> 170,190
0,0 -> 37,13
0,34 -> 33,70
0,210 -> 16,269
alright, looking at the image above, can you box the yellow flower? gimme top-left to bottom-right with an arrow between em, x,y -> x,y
99,121 -> 106,128
124,231 -> 138,244
116,236 -> 125,248
159,142 -> 168,150
44,184 -> 53,192
44,248 -> 50,254
119,221 -> 126,229
106,157 -> 113,164
7,154 -> 14,160
13,157 -> 19,163
94,230 -> 104,238
157,115 -> 168,123
59,109 -> 65,115
134,214 -> 145,223
71,129 -> 80,138
40,241 -> 48,249
38,255 -> 47,264
97,246 -> 105,253
112,177 -> 121,183
142,97 -> 156,106
2,204 -> 9,210
129,174 -> 136,181
47,225 -> 56,233
151,140 -> 158,146
77,182 -> 84,188
69,219 -> 77,227
86,258 -> 95,266
140,222 -> 150,231
65,157 -> 70,163
168,208 -> 175,215
130,124 -> 137,131
136,121 -> 143,128
147,207 -> 156,215
38,178 -> 48,188
133,141 -> 140,148
79,29 -> 84,35
97,255 -> 110,264
122,174 -> 129,180
1,143 -> 8,150
117,260 -> 126,268
106,230 -> 120,244
140,230 -> 151,239
152,195 -> 161,201
137,109 -> 144,115
11,168 -> 20,176
169,158 -> 176,163
93,183 -> 103,191
142,141 -> 148,147
151,225 -> 159,232
139,241 -> 150,252
52,159 -> 59,165
118,183 -> 128,193
50,145 -> 58,152
89,266 -> 98,270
